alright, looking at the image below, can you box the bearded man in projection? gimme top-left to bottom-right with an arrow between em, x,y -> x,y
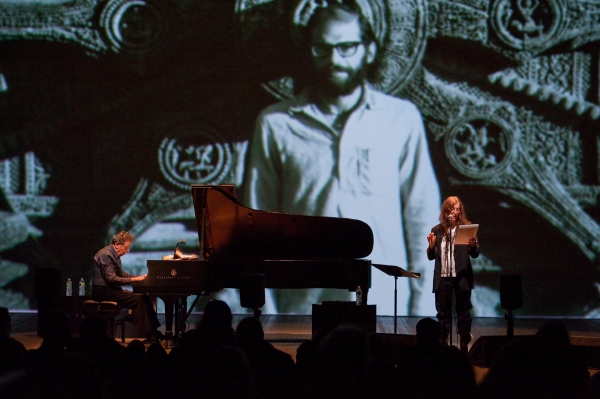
244,0 -> 440,316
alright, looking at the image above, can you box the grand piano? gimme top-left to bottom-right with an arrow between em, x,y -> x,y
133,185 -> 374,340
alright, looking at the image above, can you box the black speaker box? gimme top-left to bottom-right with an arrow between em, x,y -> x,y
34,267 -> 62,298
34,267 -> 63,336
569,336 -> 600,369
500,274 -> 523,310
376,333 -> 417,364
240,273 -> 265,309
469,335 -> 600,369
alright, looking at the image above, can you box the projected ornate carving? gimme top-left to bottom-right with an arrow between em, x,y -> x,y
99,0 -> 167,56
0,259 -> 29,309
0,152 -> 58,217
0,0 -> 107,52
493,158 -> 600,261
157,124 -> 248,191
0,152 -> 53,308
491,0 -> 565,52
489,53 -> 600,119
526,117 -> 581,185
427,0 -> 488,42
0,260 -> 27,288
108,179 -> 193,240
158,131 -> 233,191
427,0 -> 600,61
0,0 -> 169,56
0,212 -> 40,308
445,114 -> 516,179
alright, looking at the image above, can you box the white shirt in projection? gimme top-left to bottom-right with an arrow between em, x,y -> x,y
244,85 -> 441,316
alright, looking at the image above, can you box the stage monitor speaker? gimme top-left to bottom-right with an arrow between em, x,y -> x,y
376,333 -> 417,365
312,302 -> 376,338
34,267 -> 63,336
500,274 -> 523,310
34,267 -> 62,298
240,273 -> 265,309
570,336 -> 600,369
469,335 -> 600,369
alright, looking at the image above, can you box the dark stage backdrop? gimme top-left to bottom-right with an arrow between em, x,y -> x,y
0,0 -> 599,317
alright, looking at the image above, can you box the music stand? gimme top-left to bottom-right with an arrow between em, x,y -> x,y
373,264 -> 421,334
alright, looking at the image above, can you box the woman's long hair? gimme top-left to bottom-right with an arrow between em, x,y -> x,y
439,197 -> 471,263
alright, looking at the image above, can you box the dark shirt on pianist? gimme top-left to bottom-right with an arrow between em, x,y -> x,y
92,244 -> 132,288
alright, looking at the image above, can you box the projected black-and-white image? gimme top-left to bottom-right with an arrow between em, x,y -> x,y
1,0 -> 600,318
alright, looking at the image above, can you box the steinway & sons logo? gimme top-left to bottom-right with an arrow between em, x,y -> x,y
156,268 -> 191,280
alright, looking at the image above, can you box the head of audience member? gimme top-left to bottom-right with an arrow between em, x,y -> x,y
236,316 -> 264,348
530,320 -> 590,399
200,346 -> 257,399
590,372 -> 600,399
111,230 -> 134,257
40,310 -> 71,347
418,345 -> 476,399
303,1 -> 378,97
145,342 -> 168,377
319,324 -> 373,379
416,317 -> 441,348
296,339 -> 321,378
0,338 -> 27,375
34,352 -> 102,399
0,370 -> 30,399
200,299 -> 233,330
477,340 -> 535,399
0,307 -> 11,338
532,320 -> 571,356
115,339 -> 147,380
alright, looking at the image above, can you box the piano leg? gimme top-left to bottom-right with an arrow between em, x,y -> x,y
175,296 -> 189,339
161,298 -> 175,341
161,296 -> 176,341
157,295 -> 189,342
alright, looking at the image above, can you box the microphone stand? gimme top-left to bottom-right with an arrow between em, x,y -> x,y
447,218 -> 456,348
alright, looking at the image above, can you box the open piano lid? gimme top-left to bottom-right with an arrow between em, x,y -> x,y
191,185 -> 374,261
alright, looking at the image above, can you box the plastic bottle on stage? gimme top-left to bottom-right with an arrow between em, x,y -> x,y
66,278 -> 72,296
79,278 -> 85,296
356,286 -> 362,306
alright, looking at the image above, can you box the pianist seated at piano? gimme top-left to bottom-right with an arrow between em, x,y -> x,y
92,231 -> 163,343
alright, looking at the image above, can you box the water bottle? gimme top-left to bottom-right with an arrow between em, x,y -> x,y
66,278 -> 72,296
356,285 -> 362,306
78,278 -> 85,296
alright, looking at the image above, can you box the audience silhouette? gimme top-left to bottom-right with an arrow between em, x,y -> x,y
1,308 -> 597,399
236,316 -> 297,399
0,307 -> 27,375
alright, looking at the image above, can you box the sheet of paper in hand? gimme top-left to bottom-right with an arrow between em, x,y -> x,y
455,224 -> 478,245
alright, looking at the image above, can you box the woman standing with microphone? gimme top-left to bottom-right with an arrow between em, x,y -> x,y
427,196 -> 479,353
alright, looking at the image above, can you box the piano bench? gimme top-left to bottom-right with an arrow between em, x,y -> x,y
82,300 -> 130,343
